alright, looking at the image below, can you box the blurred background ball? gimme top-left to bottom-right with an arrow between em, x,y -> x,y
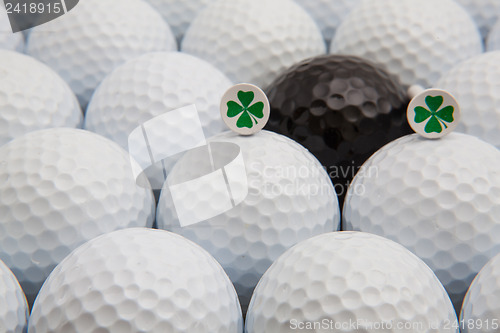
143,0 -> 213,43
0,128 -> 155,307
461,252 -> 500,333
26,0 -> 177,109
293,0 -> 361,47
436,51 -> 500,149
331,0 -> 483,88
487,19 -> 500,51
0,50 -> 81,147
265,54 -> 411,203
157,130 -> 340,312
182,0 -> 325,87
454,0 -> 500,41
343,133 -> 500,312
85,51 -> 232,191
246,232 -> 457,333
29,228 -> 243,333
0,259 -> 28,333
0,6 -> 24,52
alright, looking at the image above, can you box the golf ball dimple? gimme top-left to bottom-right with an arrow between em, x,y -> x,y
265,54 -> 412,204
0,50 -> 82,147
245,232 -> 458,333
157,130 -> 340,313
28,228 -> 243,333
182,0 -> 326,88
0,128 -> 155,307
0,7 -> 23,52
85,51 -> 232,190
343,133 -> 500,313
454,0 -> 500,41
293,0 -> 361,47
460,252 -> 500,333
142,0 -> 213,42
26,0 -> 177,109
331,0 -> 483,88
0,259 -> 28,333
436,51 -> 500,149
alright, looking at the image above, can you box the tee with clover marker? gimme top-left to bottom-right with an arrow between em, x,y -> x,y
407,87 -> 460,139
221,83 -> 270,135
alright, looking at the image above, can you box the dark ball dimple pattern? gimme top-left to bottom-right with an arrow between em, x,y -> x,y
265,55 -> 412,203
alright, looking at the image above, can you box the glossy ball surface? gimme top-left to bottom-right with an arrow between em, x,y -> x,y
157,130 -> 340,313
331,0 -> 482,88
26,0 -> 177,109
343,133 -> 500,312
0,259 -> 28,333
0,128 -> 155,306
487,19 -> 500,51
436,51 -> 500,149
246,232 -> 458,333
265,54 -> 411,203
461,253 -> 500,333
0,50 -> 82,147
182,0 -> 325,88
455,0 -> 500,40
28,228 -> 243,333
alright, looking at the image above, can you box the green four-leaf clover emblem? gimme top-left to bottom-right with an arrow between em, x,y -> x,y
227,90 -> 264,129
414,95 -> 455,134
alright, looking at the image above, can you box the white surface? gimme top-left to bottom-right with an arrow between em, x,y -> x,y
182,0 -> 326,88
0,6 -> 23,52
246,232 -> 458,333
0,50 -> 82,147
454,0 -> 500,40
28,228 -> 243,332
157,130 -> 340,312
343,133 -> 500,312
461,253 -> 500,333
294,0 -> 361,46
0,259 -> 28,333
331,0 -> 482,88
85,52 -> 231,189
143,0 -> 213,42
0,128 -> 155,306
436,51 -> 500,149
26,0 -> 177,108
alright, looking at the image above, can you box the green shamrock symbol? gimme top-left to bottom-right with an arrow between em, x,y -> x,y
227,90 -> 264,129
414,95 -> 455,133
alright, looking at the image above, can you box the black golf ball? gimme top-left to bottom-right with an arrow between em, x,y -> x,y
265,54 -> 412,204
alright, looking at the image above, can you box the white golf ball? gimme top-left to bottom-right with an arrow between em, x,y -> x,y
142,0 -> 213,42
461,252 -> 500,333
246,232 -> 458,333
85,51 -> 232,189
157,130 -> 340,312
0,6 -> 23,52
0,50 -> 82,147
0,128 -> 155,306
28,228 -> 243,333
331,0 -> 483,88
182,0 -> 326,88
454,0 -> 500,41
343,133 -> 500,312
0,259 -> 28,333
436,51 -> 500,149
26,0 -> 177,109
294,0 -> 361,47
487,19 -> 500,51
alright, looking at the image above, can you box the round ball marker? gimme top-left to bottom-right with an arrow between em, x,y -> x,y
407,86 -> 461,139
220,83 -> 270,135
